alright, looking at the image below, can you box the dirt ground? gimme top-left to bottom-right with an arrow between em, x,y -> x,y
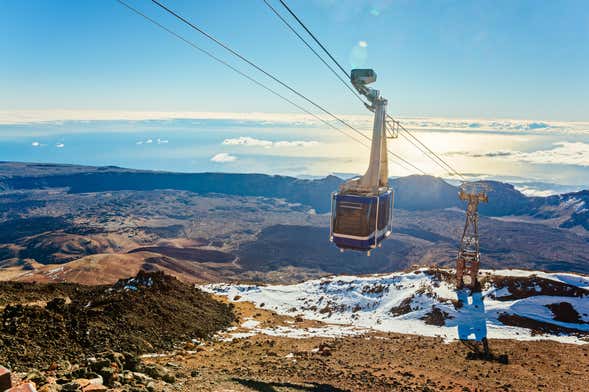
145,301 -> 589,392
1,277 -> 587,391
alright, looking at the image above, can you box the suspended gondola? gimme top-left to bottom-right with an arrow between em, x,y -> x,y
118,0 -> 464,256
330,69 -> 394,255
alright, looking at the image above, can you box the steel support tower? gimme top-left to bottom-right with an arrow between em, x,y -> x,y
456,183 -> 488,290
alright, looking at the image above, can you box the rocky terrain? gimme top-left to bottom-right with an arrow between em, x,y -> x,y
1,162 -> 588,391
0,271 -> 234,370
7,351 -> 183,392
1,162 -> 589,286
124,276 -> 589,392
2,268 -> 588,391
207,268 -> 589,343
181,268 -> 587,391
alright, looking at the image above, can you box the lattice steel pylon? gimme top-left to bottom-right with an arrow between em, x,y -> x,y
456,182 -> 489,290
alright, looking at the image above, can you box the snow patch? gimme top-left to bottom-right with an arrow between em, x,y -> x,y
220,325 -> 366,341
204,268 -> 589,344
241,319 -> 261,329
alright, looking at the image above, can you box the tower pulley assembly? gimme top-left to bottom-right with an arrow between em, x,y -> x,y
456,182 -> 489,290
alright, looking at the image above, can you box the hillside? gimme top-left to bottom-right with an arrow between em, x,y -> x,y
206,268 -> 589,343
154,268 -> 588,391
1,163 -> 589,391
2,269 -> 588,391
0,271 -> 234,370
1,162 -> 589,285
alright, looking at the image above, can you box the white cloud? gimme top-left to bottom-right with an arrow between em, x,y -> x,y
512,142 -> 589,166
2,110 -> 588,137
137,138 -> 169,145
223,136 -> 273,148
211,153 -> 237,163
0,110 -> 337,127
467,142 -> 589,167
358,40 -> 368,47
222,136 -> 318,148
274,140 -> 319,148
55,143 -> 65,148
397,117 -> 589,136
31,141 -> 41,147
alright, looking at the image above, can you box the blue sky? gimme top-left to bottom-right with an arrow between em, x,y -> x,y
1,0 -> 588,120
1,0 -> 588,193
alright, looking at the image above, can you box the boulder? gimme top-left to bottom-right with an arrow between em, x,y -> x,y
131,373 -> 152,384
25,370 -> 46,386
56,361 -> 72,373
60,382 -> 82,392
0,365 -> 11,391
96,368 -> 114,388
37,384 -> 60,392
104,353 -> 125,372
87,360 -> 110,374
72,379 -> 91,388
87,376 -> 102,386
70,368 -> 89,379
139,364 -> 167,381
5,382 -> 37,392
122,353 -> 139,372
118,370 -> 134,384
55,377 -> 71,386
81,385 -> 107,392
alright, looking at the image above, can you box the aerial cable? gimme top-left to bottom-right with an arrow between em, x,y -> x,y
272,0 -> 466,179
263,1 -> 428,175
149,0 -> 427,175
277,0 -> 350,81
115,2 -> 415,173
115,0 -> 372,151
396,131 -> 454,177
261,0 -> 368,107
116,0 -> 415,173
388,114 -> 466,180
148,1 -> 371,141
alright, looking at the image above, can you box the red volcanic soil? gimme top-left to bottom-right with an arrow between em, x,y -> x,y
128,246 -> 235,263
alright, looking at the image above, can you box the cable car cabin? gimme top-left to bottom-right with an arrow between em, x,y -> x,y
329,67 -> 394,254
330,188 -> 393,253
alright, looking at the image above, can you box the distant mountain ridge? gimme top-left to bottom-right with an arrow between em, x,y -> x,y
0,162 -> 587,231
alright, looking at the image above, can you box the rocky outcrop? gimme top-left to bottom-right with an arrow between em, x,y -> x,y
0,272 -> 234,370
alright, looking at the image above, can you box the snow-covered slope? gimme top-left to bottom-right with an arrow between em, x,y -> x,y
205,268 -> 589,344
